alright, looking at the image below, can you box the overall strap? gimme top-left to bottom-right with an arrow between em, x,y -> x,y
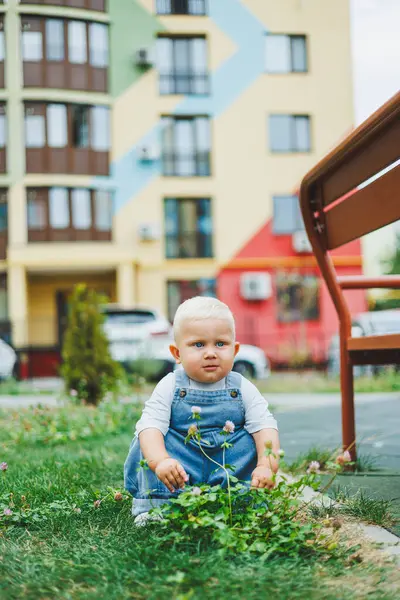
225,371 -> 242,389
174,367 -> 190,388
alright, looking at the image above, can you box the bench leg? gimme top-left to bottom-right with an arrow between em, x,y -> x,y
340,349 -> 356,462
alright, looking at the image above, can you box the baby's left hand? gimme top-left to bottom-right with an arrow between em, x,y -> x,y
251,466 -> 275,489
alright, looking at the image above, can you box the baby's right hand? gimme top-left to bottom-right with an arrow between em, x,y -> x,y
155,458 -> 189,492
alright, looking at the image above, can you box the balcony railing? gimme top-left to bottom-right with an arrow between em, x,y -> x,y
159,72 -> 209,95
166,230 -> 213,259
162,151 -> 211,176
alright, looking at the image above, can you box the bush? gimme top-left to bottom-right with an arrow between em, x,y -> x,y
60,284 -> 123,405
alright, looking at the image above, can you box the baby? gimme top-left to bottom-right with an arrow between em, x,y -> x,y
124,296 -> 279,525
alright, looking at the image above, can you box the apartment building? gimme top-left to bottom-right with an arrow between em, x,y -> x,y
0,0 -> 366,376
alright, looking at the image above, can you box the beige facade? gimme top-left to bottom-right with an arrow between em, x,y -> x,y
0,0 -> 355,351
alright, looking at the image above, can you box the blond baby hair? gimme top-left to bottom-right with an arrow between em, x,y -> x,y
173,296 -> 236,341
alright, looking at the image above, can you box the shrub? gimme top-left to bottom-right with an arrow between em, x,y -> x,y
60,284 -> 123,405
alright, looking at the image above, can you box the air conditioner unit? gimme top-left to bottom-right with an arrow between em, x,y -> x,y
240,273 -> 272,301
138,223 -> 161,242
292,230 -> 312,254
135,47 -> 154,68
137,143 -> 160,162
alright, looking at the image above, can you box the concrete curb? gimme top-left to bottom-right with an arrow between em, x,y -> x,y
283,473 -> 400,563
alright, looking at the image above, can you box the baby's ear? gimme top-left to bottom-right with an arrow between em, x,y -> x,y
169,344 -> 181,363
234,341 -> 240,357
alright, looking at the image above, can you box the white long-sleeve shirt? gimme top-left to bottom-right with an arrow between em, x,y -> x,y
135,372 -> 278,437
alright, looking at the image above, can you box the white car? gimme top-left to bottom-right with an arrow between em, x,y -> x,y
103,306 -> 270,381
0,339 -> 17,380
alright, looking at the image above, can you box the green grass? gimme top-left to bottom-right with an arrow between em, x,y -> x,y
330,487 -> 397,529
257,370 -> 400,394
1,432 -> 400,599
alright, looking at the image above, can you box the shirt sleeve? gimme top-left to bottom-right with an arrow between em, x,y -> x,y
135,372 -> 175,436
240,376 -> 278,434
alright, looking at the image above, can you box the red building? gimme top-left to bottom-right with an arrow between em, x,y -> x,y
218,219 -> 366,368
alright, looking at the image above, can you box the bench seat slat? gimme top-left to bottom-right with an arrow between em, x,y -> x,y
348,334 -> 400,352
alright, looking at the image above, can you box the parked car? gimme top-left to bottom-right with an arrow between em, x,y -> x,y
103,306 -> 270,381
327,309 -> 400,376
0,339 -> 17,380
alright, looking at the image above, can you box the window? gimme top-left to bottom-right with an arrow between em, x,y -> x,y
47,104 -> 68,147
22,17 -> 109,92
265,34 -> 307,73
156,0 -> 206,15
0,109 -> 6,147
27,194 -> 47,229
273,195 -> 304,234
72,105 -> 90,148
0,194 -> 7,233
167,278 -> 216,321
22,30 -> 43,62
49,188 -> 69,229
157,37 -> 208,95
46,20 -> 64,61
161,116 -> 211,176
72,188 -> 91,229
25,112 -> 45,148
276,272 -> 319,323
94,189 -> 113,231
91,106 -> 110,150
164,198 -> 212,258
27,188 -> 113,242
89,23 -> 109,67
269,115 -> 311,152
0,27 -> 5,62
68,21 -> 87,64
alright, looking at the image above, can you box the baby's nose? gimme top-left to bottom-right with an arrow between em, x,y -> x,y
204,347 -> 217,357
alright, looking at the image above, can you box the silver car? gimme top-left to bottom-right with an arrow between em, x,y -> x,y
327,309 -> 400,376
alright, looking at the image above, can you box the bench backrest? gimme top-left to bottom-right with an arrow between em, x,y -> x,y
299,90 -> 400,329
300,90 -> 400,251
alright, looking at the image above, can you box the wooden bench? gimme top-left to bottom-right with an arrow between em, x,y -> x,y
299,90 -> 400,460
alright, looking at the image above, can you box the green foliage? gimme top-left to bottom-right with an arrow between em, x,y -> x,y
1,435 -> 399,599
60,284 -> 124,405
0,399 -> 141,447
156,474 -> 330,558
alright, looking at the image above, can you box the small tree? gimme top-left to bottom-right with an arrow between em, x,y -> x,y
60,284 -> 123,405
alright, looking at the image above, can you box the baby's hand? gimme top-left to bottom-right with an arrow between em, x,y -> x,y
251,466 -> 275,490
155,458 -> 189,493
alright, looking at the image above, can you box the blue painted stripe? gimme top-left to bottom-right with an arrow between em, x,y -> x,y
93,0 -> 267,213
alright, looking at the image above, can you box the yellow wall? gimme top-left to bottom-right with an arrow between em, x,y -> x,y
2,0 -> 355,345
27,273 -> 116,346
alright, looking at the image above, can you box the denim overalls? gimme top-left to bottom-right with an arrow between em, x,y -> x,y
124,369 -> 258,516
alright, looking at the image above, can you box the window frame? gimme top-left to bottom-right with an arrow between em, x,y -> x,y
264,33 -> 308,74
157,35 -> 209,95
167,278 -> 216,321
27,187 -> 113,242
164,197 -> 213,259
156,0 -> 207,16
161,115 -> 211,177
272,195 -> 305,235
21,15 -> 109,92
276,272 -> 320,323
269,114 -> 311,153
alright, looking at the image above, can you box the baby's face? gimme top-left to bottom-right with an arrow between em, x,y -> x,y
169,318 -> 240,383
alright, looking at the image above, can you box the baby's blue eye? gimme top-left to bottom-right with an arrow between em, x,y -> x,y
216,342 -> 225,347
194,342 -> 204,348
